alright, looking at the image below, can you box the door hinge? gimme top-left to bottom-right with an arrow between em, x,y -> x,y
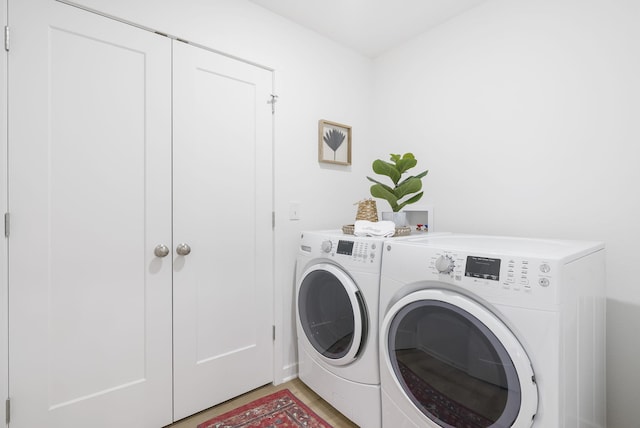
4,26 -> 9,52
272,325 -> 276,341
267,94 -> 278,114
4,213 -> 9,238
5,398 -> 10,424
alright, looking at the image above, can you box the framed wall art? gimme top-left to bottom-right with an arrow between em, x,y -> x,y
318,119 -> 352,165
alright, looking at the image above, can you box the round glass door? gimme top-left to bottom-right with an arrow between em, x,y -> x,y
298,263 -> 366,366
383,289 -> 537,427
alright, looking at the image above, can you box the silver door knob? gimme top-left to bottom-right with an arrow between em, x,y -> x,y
176,243 -> 191,256
154,244 -> 170,258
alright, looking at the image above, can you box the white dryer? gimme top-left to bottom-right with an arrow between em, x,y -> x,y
296,230 -> 387,428
378,234 -> 606,428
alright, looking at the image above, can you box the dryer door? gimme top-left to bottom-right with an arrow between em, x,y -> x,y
381,289 -> 538,428
297,263 -> 367,366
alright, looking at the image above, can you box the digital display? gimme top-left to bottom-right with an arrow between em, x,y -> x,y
336,240 -> 354,255
465,256 -> 501,281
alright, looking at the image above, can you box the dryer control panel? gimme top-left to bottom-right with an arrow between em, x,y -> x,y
428,250 -> 555,289
382,234 -> 603,310
421,248 -> 558,307
299,231 -> 385,272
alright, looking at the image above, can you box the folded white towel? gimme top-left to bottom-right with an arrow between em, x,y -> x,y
353,220 -> 396,237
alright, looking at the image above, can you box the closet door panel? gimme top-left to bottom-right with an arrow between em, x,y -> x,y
8,2 -> 173,427
172,41 -> 274,420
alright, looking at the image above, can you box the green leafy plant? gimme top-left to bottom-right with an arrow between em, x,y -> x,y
366,153 -> 428,212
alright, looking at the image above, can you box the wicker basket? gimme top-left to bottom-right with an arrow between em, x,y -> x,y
342,224 -> 356,235
355,199 -> 378,222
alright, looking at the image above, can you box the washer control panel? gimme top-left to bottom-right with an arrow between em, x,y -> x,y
330,238 -> 379,264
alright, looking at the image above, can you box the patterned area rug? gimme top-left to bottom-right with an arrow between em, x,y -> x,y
197,389 -> 332,428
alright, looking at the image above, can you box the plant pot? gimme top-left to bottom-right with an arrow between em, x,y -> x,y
381,211 -> 408,227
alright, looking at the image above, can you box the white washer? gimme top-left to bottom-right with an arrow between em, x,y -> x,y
296,230 -> 386,428
378,234 -> 606,428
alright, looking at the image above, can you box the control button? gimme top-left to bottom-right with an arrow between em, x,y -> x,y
540,263 -> 551,273
435,255 -> 455,274
371,243 -> 376,250
321,240 -> 332,253
539,278 -> 550,287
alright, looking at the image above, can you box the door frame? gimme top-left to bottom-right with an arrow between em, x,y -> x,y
1,0 -> 8,425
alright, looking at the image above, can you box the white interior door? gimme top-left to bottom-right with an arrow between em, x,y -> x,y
172,41 -> 274,420
7,2 -> 173,427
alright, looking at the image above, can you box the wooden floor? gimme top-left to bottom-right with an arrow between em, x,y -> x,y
167,378 -> 360,428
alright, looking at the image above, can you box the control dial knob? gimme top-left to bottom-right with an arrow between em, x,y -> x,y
321,240 -> 333,253
435,255 -> 455,274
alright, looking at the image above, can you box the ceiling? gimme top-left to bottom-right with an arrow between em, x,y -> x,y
248,0 -> 488,58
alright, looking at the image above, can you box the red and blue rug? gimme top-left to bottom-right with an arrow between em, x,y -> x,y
197,389 -> 332,428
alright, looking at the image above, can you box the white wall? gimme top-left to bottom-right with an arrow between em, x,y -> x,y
34,0 -> 374,384
373,0 -> 640,426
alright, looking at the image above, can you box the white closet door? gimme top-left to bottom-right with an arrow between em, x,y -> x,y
172,41 -> 274,420
7,2 -> 173,428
